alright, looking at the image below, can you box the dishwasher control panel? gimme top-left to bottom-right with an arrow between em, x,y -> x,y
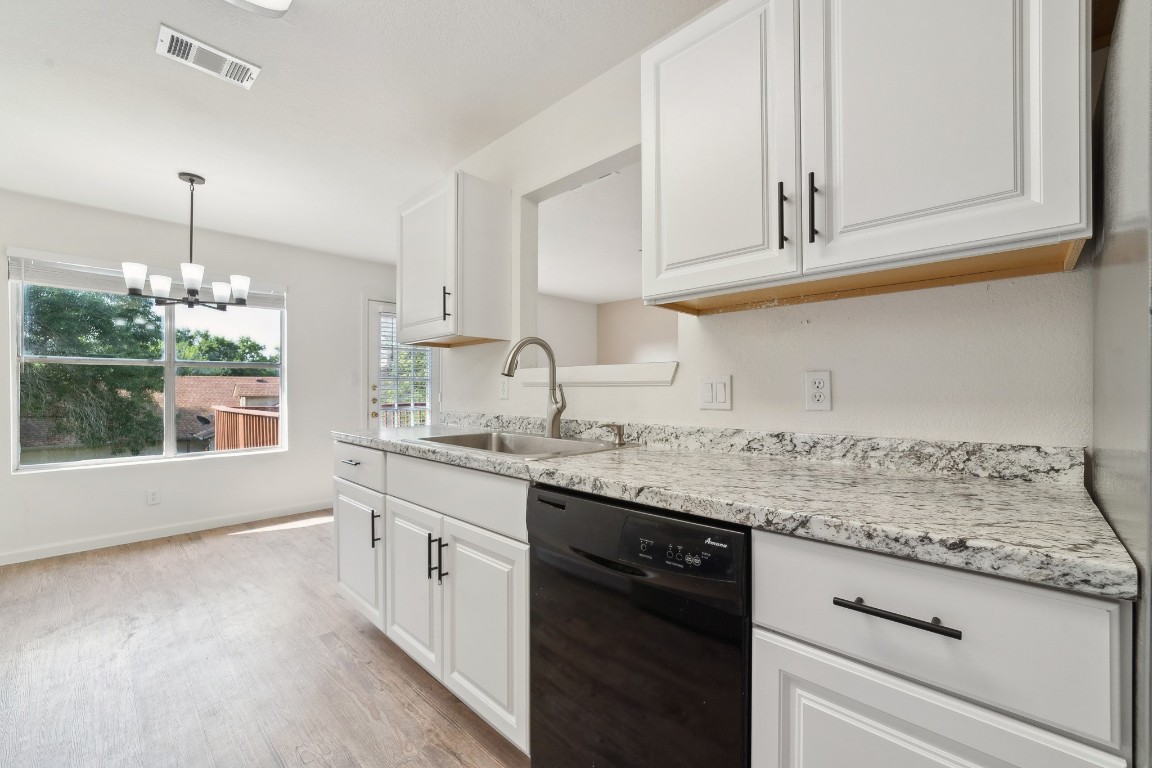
618,515 -> 739,581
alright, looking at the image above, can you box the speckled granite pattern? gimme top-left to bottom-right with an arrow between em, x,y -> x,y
333,423 -> 1134,599
529,449 -> 1136,600
332,425 -> 532,480
440,411 -> 1083,483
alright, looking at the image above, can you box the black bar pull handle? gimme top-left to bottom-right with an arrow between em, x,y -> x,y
370,512 -> 381,549
442,286 -> 452,320
808,172 -> 819,244
341,459 -> 361,466
777,181 -> 789,250
427,532 -> 436,580
833,596 -> 962,640
437,540 -> 449,585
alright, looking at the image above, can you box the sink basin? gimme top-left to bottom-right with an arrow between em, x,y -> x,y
411,431 -> 618,460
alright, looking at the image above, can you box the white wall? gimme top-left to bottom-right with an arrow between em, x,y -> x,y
0,188 -> 394,563
537,293 -> 597,366
597,298 -> 678,365
444,56 -> 1093,447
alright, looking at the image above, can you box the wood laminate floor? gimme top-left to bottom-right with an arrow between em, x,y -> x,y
0,511 -> 530,768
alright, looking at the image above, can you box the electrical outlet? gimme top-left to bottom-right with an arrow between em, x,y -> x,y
499,377 -> 509,400
805,371 -> 831,411
147,489 -> 161,506
699,375 -> 733,410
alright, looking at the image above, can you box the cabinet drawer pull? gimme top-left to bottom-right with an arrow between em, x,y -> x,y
370,512 -> 381,549
808,172 -> 819,244
833,596 -> 962,640
442,286 -> 452,321
341,459 -> 361,467
777,181 -> 789,250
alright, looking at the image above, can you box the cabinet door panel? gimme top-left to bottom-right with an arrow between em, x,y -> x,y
398,174 -> 457,342
642,0 -> 799,300
800,0 -> 1088,273
442,518 -> 529,752
334,479 -> 385,630
385,496 -> 443,678
752,630 -> 1125,768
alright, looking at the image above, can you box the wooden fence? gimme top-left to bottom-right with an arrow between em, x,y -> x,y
214,406 -> 279,450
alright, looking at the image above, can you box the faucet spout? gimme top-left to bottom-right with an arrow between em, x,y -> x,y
499,336 -> 565,438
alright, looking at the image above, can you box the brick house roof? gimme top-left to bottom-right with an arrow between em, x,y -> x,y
21,376 -> 280,448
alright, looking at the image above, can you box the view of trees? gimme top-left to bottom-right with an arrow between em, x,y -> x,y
20,285 -> 279,458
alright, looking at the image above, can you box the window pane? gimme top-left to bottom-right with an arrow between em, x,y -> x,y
23,285 -> 162,359
175,305 -> 281,367
19,362 -> 163,465
175,368 -> 281,454
378,310 -> 431,428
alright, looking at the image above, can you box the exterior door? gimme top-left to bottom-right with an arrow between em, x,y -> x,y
799,0 -> 1088,274
642,0 -> 800,301
385,496 -> 444,678
398,174 -> 458,343
752,629 -> 1124,768
442,518 -> 530,752
334,479 -> 385,630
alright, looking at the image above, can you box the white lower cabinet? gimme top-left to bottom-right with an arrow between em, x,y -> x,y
384,493 -> 530,753
385,496 -> 444,677
752,629 -> 1125,768
442,517 -> 529,751
333,477 -> 385,630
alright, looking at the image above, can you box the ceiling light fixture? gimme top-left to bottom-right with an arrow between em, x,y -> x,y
122,173 -> 250,312
222,0 -> 292,18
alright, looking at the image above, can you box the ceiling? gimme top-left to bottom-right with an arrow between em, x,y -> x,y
0,0 -> 716,264
538,160 -> 640,305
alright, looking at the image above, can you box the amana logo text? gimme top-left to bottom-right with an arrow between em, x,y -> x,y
704,537 -> 728,548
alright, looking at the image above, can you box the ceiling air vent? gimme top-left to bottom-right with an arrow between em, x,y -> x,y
156,25 -> 261,89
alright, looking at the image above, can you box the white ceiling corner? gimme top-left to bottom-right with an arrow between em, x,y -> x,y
0,0 -> 718,264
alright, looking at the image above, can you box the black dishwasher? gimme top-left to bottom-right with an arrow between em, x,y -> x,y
528,485 -> 750,768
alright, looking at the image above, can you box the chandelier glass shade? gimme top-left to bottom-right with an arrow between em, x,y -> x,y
122,172 -> 250,311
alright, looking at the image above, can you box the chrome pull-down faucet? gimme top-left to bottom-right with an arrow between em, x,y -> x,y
500,336 -> 565,439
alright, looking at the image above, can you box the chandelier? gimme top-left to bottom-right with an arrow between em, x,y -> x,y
122,172 -> 250,311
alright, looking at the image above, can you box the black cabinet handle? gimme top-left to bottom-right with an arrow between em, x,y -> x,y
777,181 -> 788,250
437,539 -> 449,585
808,172 -> 819,244
341,459 -> 361,466
833,596 -> 962,640
442,286 -> 451,321
370,512 -> 380,549
427,532 -> 449,583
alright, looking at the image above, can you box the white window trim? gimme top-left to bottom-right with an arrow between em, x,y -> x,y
9,251 -> 287,471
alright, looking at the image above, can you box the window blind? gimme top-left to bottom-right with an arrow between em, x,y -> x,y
7,248 -> 286,310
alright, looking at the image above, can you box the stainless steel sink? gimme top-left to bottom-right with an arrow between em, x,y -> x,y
410,431 -> 617,460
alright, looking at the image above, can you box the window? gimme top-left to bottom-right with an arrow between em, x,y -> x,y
372,302 -> 433,428
10,253 -> 285,468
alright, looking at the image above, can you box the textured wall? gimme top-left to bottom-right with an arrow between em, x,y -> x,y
0,189 -> 394,563
1090,0 -> 1152,763
446,57 -> 1094,447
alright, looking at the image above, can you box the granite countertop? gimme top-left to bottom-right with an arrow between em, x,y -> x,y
332,425 -> 1138,601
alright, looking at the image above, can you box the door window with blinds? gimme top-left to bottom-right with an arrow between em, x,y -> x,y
370,301 -> 434,428
9,250 -> 286,468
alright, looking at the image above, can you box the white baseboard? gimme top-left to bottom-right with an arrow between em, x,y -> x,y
0,501 -> 332,567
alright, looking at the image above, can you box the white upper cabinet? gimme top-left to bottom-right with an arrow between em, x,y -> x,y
800,0 -> 1089,273
398,171 -> 512,346
641,0 -> 1089,312
642,0 -> 800,299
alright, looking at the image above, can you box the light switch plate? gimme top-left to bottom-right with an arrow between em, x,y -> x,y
699,375 -> 732,410
805,370 -> 831,411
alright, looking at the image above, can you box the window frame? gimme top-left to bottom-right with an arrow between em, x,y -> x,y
10,258 -> 287,472
367,300 -> 437,430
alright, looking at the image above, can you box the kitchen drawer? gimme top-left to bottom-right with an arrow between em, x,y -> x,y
752,532 -> 1129,749
387,454 -> 527,542
333,442 -> 386,492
